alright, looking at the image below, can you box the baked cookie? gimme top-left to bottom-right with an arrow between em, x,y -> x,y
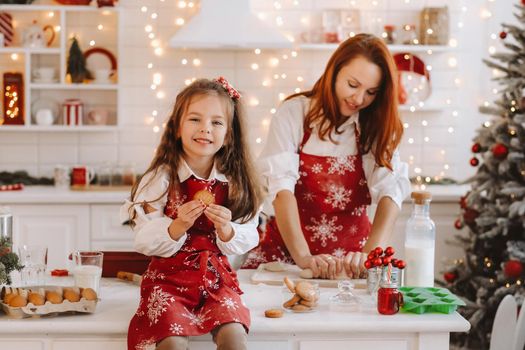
283,276 -> 295,294
264,309 -> 284,318
295,281 -> 316,302
193,190 -> 215,205
283,294 -> 301,309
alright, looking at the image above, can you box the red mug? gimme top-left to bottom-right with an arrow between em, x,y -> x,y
71,166 -> 95,186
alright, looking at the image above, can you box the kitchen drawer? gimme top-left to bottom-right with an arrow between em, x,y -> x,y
53,339 -> 126,350
91,204 -> 132,241
300,340 -> 408,350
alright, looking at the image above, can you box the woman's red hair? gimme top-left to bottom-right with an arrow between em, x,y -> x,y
287,33 -> 403,170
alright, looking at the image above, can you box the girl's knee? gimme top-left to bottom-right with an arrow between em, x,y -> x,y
213,322 -> 247,349
156,336 -> 189,350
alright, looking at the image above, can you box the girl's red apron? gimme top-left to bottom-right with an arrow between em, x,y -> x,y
128,177 -> 250,350
242,126 -> 371,268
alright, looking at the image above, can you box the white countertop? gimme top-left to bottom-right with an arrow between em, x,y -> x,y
0,270 -> 470,336
0,184 -> 470,204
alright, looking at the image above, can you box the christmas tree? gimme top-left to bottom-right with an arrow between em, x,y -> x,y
67,37 -> 88,84
445,2 -> 525,349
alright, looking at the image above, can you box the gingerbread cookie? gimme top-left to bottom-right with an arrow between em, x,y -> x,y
284,276 -> 295,293
193,190 -> 215,205
264,309 -> 284,318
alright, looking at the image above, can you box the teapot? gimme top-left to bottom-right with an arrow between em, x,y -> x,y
22,20 -> 55,48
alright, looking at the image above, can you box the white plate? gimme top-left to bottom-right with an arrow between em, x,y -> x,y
31,97 -> 60,125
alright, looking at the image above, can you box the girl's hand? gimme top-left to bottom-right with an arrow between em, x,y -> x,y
297,254 -> 342,280
175,200 -> 205,231
343,251 -> 368,279
204,204 -> 233,241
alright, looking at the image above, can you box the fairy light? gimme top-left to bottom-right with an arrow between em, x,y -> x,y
254,48 -> 261,55
10,53 -> 18,61
89,40 -> 95,46
251,63 -> 259,70
192,58 -> 201,66
175,18 -> 185,26
48,11 -> 54,18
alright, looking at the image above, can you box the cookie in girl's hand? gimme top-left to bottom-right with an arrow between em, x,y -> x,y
193,190 -> 215,206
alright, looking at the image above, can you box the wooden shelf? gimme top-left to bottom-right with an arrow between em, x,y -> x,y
0,47 -> 61,54
29,83 -> 118,90
0,125 -> 118,132
298,43 -> 454,53
0,4 -> 119,12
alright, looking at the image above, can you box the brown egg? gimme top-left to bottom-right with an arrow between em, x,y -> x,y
81,288 -> 97,301
3,293 -> 15,304
45,291 -> 63,304
27,292 -> 45,306
63,288 -> 80,302
9,295 -> 27,307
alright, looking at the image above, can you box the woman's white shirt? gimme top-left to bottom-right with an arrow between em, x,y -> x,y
119,161 -> 260,258
258,95 -> 411,209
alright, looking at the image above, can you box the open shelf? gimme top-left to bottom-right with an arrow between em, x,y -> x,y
298,43 -> 454,53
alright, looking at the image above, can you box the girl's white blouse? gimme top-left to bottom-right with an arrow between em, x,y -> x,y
259,96 -> 411,209
119,162 -> 259,258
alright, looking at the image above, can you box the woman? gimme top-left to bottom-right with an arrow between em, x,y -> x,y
242,33 -> 410,279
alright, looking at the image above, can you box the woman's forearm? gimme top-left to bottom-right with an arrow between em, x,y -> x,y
273,190 -> 312,267
363,196 -> 400,253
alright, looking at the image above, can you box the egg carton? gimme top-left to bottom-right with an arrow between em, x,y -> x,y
399,286 -> 465,314
0,285 -> 98,319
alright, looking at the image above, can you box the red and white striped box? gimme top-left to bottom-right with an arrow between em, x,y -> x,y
62,99 -> 83,126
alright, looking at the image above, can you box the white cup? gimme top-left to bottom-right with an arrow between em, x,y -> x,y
94,69 -> 112,83
73,251 -> 103,294
54,165 -> 70,189
18,245 -> 48,286
35,108 -> 54,125
34,67 -> 55,82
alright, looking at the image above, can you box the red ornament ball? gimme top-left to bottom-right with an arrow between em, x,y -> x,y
395,260 -> 406,269
492,143 -> 509,159
471,143 -> 481,153
364,260 -> 372,269
384,246 -> 395,256
459,195 -> 468,209
444,271 -> 458,283
499,31 -> 507,39
504,260 -> 523,279
454,218 -> 463,230
470,157 -> 479,166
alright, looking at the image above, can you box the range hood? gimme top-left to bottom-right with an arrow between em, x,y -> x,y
169,0 -> 292,49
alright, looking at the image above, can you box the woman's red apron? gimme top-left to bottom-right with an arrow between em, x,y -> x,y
242,126 -> 371,268
128,176 -> 250,350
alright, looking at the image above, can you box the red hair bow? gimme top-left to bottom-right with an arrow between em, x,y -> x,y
214,76 -> 241,100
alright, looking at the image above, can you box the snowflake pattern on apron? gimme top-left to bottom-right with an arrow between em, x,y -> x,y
128,176 -> 250,349
243,125 -> 371,268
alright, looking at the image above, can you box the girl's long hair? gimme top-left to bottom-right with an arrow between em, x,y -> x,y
130,79 -> 263,223
287,33 -> 403,170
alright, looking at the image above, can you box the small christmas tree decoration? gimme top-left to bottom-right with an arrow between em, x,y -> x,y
470,157 -> 479,166
500,31 -> 507,39
492,143 -> 509,159
471,143 -> 481,153
0,236 -> 23,285
67,37 -> 88,84
503,260 -> 523,279
444,271 -> 458,283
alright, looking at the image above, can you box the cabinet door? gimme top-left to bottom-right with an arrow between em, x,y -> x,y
10,204 -> 90,270
90,204 -> 134,251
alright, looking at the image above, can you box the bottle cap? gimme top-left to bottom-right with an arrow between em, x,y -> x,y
411,191 -> 432,204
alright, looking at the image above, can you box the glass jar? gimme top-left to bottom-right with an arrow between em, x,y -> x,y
401,24 -> 418,45
122,163 -> 136,186
322,10 -> 340,43
377,282 -> 403,315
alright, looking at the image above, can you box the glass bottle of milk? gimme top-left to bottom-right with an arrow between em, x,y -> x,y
404,191 -> 435,286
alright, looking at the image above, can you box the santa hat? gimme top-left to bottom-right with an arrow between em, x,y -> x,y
393,53 -> 430,80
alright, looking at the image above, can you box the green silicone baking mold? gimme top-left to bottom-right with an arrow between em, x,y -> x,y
399,287 -> 466,314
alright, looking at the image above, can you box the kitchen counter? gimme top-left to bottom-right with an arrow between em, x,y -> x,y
0,270 -> 470,350
0,184 -> 470,204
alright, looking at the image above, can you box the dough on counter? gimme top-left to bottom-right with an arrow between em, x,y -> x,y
299,268 -> 348,280
263,261 -> 286,272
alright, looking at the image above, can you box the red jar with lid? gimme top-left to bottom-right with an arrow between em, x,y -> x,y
377,281 -> 403,315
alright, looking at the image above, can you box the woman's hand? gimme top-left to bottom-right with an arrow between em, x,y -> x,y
297,254 -> 342,280
175,200 -> 205,231
343,251 -> 368,279
204,204 -> 234,242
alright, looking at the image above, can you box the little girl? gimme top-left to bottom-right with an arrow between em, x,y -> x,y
121,77 -> 263,350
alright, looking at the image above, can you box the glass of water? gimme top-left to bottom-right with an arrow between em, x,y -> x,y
18,245 -> 48,286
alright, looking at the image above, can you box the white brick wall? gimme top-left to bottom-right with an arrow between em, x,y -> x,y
0,0 -> 508,183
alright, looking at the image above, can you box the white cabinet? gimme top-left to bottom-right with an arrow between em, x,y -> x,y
90,204 -> 133,251
10,204 -> 90,270
0,4 -> 120,132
